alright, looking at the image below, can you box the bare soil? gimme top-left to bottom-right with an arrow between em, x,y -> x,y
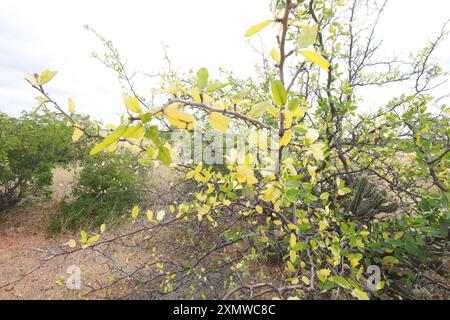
0,165 -> 183,300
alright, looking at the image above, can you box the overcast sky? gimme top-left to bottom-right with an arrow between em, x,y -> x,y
0,0 -> 449,124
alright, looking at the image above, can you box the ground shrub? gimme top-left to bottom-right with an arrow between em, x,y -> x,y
48,151 -> 149,234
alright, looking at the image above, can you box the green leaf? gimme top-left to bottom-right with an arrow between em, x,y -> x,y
287,98 -> 299,111
248,101 -> 273,117
141,112 -> 152,123
270,80 -> 287,106
206,81 -> 229,93
286,189 -> 300,202
352,288 -> 370,300
90,125 -> 127,156
293,242 -> 309,251
297,24 -> 318,48
320,192 -> 329,200
197,67 -> 209,90
157,146 -> 172,165
145,125 -> 160,145
382,256 -> 400,265
329,275 -> 351,289
122,125 -> 145,139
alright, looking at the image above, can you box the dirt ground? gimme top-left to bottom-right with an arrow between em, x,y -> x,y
0,168 -> 98,299
0,165 -> 186,300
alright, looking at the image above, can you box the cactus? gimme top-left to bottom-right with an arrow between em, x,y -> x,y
346,176 -> 398,220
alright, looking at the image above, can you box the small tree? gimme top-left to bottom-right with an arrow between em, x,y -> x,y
19,0 -> 449,299
0,110 -> 72,211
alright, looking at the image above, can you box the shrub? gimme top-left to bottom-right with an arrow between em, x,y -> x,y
22,1 -> 450,300
0,111 -> 72,212
48,151 -> 148,233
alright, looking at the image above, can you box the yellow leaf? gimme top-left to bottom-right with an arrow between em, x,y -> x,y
208,112 -> 230,133
309,143 -> 324,161
300,50 -> 330,71
68,98 -> 76,113
352,288 -> 370,300
308,166 -> 317,177
262,184 -> 282,204
255,205 -> 263,214
305,128 -> 319,145
349,254 -> 362,267
191,87 -> 202,103
80,230 -> 88,244
319,220 -> 328,231
146,210 -> 154,222
131,205 -> 140,219
287,261 -> 296,273
301,276 -> 310,285
186,163 -> 203,179
197,205 -> 211,221
292,106 -> 307,118
316,268 -> 331,282
394,232 -> 404,240
164,103 -> 195,130
38,69 -> 58,85
245,19 -> 272,37
290,233 -> 297,248
289,250 -> 297,263
123,95 -> 142,113
284,110 -> 293,129
236,165 -> 258,185
280,130 -> 293,147
156,210 -> 165,222
287,223 -> 297,230
72,127 -> 84,142
269,48 -> 280,63
87,234 -> 100,243
108,141 -> 118,153
67,239 -> 77,248
100,224 -> 106,234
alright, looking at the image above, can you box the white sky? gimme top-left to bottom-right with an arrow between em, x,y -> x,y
0,0 -> 449,124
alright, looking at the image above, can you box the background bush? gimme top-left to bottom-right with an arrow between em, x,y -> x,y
48,151 -> 149,234
0,110 -> 72,212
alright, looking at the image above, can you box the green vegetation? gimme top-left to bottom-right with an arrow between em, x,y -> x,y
0,110 -> 72,211
3,0 -> 448,300
48,152 -> 148,234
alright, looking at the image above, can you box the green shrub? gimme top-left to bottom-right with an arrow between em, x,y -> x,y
48,151 -> 148,234
0,111 -> 72,212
